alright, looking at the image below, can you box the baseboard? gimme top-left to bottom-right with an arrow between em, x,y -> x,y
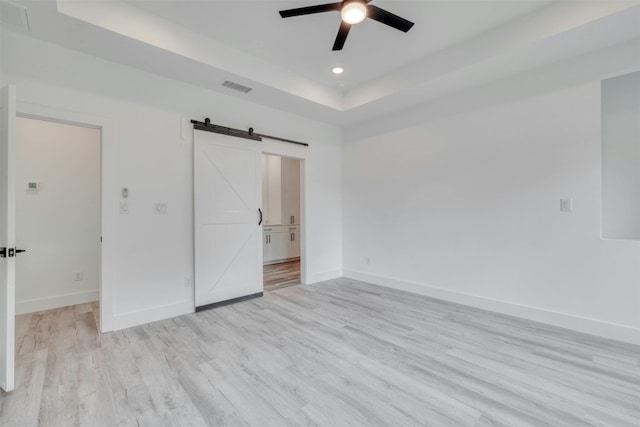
110,300 -> 194,331
305,269 -> 343,284
16,290 -> 99,315
343,270 -> 640,346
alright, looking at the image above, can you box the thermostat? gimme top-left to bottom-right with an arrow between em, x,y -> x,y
25,181 -> 39,191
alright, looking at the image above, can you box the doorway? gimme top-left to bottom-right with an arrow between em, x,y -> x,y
262,154 -> 302,292
15,117 -> 101,324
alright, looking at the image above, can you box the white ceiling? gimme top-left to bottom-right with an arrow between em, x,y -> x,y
128,0 -> 552,89
3,0 -> 640,126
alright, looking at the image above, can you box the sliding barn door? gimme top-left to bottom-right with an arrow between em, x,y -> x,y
0,85 -> 16,392
193,130 -> 263,309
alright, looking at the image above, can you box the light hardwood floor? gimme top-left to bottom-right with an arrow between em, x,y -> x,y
1,278 -> 639,426
263,260 -> 301,292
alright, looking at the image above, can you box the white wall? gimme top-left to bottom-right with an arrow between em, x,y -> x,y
343,82 -> 640,344
601,71 -> 640,240
15,117 -> 101,314
1,30 -> 342,331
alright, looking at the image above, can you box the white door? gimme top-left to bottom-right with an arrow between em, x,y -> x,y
194,130 -> 263,308
0,85 -> 16,392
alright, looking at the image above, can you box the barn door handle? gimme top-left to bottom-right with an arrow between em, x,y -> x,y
258,208 -> 263,226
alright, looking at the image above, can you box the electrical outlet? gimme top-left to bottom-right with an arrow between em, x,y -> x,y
184,276 -> 193,288
365,256 -> 371,265
73,271 -> 83,282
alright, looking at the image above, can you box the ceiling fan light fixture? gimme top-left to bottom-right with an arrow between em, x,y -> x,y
341,1 -> 367,25
332,67 -> 344,74
278,0 -> 414,51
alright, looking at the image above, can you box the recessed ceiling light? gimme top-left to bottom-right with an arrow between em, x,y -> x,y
332,67 -> 344,74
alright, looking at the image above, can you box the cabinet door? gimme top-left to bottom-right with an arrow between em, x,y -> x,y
263,231 -> 274,263
287,227 -> 300,258
266,155 -> 282,224
261,156 -> 269,224
292,230 -> 300,257
280,157 -> 300,225
271,231 -> 288,262
263,228 -> 290,263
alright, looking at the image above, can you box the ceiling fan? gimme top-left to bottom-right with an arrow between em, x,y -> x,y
279,0 -> 415,51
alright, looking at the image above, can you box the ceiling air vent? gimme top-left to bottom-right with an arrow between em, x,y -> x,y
0,2 -> 30,32
221,80 -> 253,94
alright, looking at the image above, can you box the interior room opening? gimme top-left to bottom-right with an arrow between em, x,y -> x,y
15,116 -> 101,328
261,153 -> 302,292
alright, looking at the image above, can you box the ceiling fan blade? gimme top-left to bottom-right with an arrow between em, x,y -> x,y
332,21 -> 352,51
366,5 -> 414,33
279,3 -> 342,18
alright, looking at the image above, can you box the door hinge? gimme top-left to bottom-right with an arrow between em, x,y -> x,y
0,247 -> 14,257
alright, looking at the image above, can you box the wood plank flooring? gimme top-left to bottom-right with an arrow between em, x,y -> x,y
1,278 -> 639,426
263,260 -> 300,292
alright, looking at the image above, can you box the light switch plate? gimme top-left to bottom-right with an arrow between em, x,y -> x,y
120,201 -> 129,214
154,202 -> 168,214
560,198 -> 572,212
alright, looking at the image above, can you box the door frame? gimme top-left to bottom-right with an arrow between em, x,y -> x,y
261,138 -> 309,285
16,102 -> 114,332
1,85 -> 17,391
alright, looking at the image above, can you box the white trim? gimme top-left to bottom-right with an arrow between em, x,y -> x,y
343,269 -> 640,346
306,269 -> 343,285
1,84 -> 17,392
16,290 -> 98,315
15,101 -> 115,332
111,301 -> 194,331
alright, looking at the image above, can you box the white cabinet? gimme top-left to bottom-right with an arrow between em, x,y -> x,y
263,225 -> 301,264
261,155 -> 269,223
281,157 -> 300,225
263,227 -> 285,264
286,226 -> 300,259
262,155 -> 281,225
262,154 -> 300,226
